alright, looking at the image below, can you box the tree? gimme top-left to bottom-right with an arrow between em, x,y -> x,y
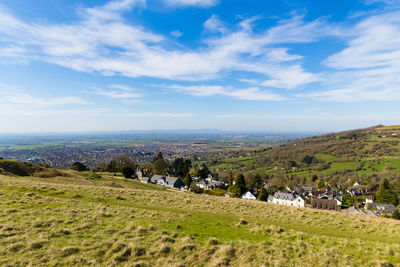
257,187 -> 268,201
121,167 -> 135,178
228,172 -> 234,186
152,152 -> 168,175
302,155 -> 315,165
152,152 -> 164,163
289,161 -> 297,168
198,164 -> 210,179
153,158 -> 168,175
171,157 -> 191,178
71,162 -> 87,172
107,156 -> 136,173
251,174 -> 263,190
318,180 -> 325,189
227,185 -> 242,198
376,179 -> 398,205
235,173 -> 246,194
183,172 -> 192,186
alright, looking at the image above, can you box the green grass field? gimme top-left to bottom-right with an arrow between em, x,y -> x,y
0,172 -> 399,266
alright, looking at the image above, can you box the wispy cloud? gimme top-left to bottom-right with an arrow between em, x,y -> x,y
301,10 -> 400,102
217,113 -> 397,121
204,15 -> 226,33
0,1 -> 324,88
163,0 -> 219,8
170,30 -> 183,37
123,113 -> 193,117
167,85 -> 285,100
86,85 -> 142,100
0,91 -> 90,107
0,89 -> 94,116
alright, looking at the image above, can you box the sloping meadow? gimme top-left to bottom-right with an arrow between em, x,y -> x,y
0,174 -> 399,266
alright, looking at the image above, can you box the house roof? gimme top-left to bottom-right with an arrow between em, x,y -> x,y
242,191 -> 256,198
152,174 -> 165,180
165,176 -> 180,185
274,191 -> 305,201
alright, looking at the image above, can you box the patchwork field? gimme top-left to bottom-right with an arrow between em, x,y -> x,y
0,173 -> 399,266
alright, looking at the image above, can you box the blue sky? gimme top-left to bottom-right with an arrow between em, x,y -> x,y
0,0 -> 399,133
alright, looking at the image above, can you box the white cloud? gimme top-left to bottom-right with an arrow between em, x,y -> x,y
0,89 -> 93,116
170,30 -> 183,37
216,113 -> 397,121
0,92 -> 90,107
302,11 -> 400,102
163,0 -> 219,8
168,85 -> 284,100
364,0 -> 400,5
204,15 -> 226,33
123,113 -> 193,117
85,85 -> 142,101
0,2 -> 323,88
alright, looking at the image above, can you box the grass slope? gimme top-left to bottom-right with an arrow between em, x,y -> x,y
0,172 -> 399,266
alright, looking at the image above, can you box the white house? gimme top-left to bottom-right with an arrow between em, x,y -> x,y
242,191 -> 256,200
268,191 -> 305,207
153,175 -> 183,188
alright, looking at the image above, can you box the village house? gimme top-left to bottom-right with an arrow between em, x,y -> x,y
268,191 -> 306,207
152,175 -> 183,188
369,203 -> 397,214
318,192 -> 343,206
195,179 -> 225,190
242,190 -> 257,200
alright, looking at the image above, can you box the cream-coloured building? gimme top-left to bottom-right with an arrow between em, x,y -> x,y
268,191 -> 305,207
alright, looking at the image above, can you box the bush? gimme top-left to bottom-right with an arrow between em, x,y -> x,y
204,188 -> 226,196
121,167 -> 135,179
227,185 -> 242,198
392,209 -> 400,220
190,184 -> 203,194
71,162 -> 87,172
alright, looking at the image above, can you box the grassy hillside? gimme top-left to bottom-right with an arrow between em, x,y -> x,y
206,126 -> 400,187
0,171 -> 399,266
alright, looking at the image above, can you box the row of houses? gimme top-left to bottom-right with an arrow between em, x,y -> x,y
137,171 -> 396,217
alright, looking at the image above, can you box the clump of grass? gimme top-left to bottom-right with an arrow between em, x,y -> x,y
161,236 -> 175,243
159,244 -> 171,255
236,218 -> 248,226
136,226 -> 147,235
30,241 -> 47,250
211,244 -> 236,266
61,247 -> 80,257
208,237 -> 219,245
133,246 -> 146,256
9,243 -> 24,252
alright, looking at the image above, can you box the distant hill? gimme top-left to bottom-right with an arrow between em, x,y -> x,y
208,125 -> 400,188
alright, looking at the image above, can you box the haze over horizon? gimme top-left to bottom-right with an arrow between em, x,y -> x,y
0,0 -> 399,133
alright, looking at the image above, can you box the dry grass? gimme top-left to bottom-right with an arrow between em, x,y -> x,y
0,173 -> 399,266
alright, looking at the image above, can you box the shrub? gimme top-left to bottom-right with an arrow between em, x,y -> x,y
205,188 -> 226,196
71,162 -> 87,172
190,184 -> 203,194
122,167 -> 135,179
